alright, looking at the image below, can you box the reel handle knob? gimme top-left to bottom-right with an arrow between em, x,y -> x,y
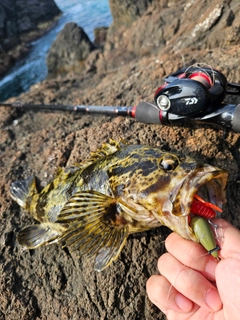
232,104 -> 240,132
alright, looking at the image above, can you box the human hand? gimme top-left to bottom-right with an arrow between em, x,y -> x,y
146,218 -> 240,320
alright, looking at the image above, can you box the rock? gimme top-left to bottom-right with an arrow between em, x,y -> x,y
109,0 -> 153,30
103,0 -> 240,71
105,0 -> 154,58
47,22 -> 96,78
0,0 -> 61,77
85,49 -> 102,73
94,26 -> 108,48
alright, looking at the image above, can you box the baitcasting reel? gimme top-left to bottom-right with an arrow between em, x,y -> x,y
154,66 -> 228,117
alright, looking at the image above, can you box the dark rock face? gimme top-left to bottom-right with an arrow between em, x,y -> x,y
1,0 -> 240,319
0,0 -> 61,77
47,22 -> 96,78
103,0 -> 240,72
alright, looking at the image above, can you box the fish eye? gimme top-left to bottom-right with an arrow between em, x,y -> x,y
160,156 -> 179,171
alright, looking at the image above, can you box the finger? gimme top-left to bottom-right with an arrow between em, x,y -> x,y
146,274 -> 194,314
216,258 -> 240,320
158,253 -> 222,312
165,233 -> 218,281
210,218 -> 240,259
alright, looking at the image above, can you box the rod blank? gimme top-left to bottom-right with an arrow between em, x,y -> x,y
0,101 -> 133,116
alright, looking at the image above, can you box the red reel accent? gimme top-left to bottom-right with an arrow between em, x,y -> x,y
189,72 -> 213,88
154,83 -> 167,97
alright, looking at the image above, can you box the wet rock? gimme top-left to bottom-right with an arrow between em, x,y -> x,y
0,0 -> 61,77
47,22 -> 96,78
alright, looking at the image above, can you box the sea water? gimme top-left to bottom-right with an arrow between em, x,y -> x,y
0,0 -> 112,101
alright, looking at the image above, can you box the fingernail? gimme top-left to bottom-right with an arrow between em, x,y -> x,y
205,288 -> 222,311
175,293 -> 193,312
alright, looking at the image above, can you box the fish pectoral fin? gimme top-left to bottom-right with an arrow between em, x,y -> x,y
17,222 -> 65,249
57,190 -> 129,271
10,176 -> 37,208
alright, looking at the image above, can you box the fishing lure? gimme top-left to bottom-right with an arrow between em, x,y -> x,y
191,194 -> 222,219
189,195 -> 223,257
190,216 -> 219,258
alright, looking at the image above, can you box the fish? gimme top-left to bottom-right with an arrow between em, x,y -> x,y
10,140 -> 228,271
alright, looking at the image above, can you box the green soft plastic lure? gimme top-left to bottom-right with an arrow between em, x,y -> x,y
190,216 -> 219,258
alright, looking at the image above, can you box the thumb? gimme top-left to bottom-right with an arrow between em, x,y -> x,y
210,218 -> 240,320
216,255 -> 240,320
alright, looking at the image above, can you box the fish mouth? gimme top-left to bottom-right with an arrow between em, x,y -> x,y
178,167 -> 228,217
148,162 -> 228,245
163,165 -> 228,241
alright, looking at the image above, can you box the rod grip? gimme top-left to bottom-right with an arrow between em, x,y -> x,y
232,104 -> 240,133
134,102 -> 162,124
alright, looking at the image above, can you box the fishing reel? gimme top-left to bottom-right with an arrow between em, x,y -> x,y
131,65 -> 240,132
154,66 -> 228,117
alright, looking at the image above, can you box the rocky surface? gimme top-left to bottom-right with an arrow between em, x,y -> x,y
0,0 -> 61,77
1,0 -> 240,319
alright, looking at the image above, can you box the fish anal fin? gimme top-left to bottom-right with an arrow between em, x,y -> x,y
57,190 -> 129,270
10,176 -> 37,208
17,222 -> 65,249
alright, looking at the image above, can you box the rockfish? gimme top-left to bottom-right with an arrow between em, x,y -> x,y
10,140 -> 228,271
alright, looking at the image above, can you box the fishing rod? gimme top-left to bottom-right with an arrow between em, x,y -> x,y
1,65 -> 240,132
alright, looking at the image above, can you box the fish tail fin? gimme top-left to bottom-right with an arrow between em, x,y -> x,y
10,176 -> 37,209
17,222 -> 65,249
57,190 -> 129,271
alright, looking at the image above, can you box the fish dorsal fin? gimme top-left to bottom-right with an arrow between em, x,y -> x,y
73,139 -> 126,169
57,190 -> 129,271
53,166 -> 81,182
90,139 -> 124,160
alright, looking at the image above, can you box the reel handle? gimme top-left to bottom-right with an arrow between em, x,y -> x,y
133,102 -> 162,124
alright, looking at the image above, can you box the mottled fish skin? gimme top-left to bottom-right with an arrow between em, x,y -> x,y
10,140 -> 228,271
